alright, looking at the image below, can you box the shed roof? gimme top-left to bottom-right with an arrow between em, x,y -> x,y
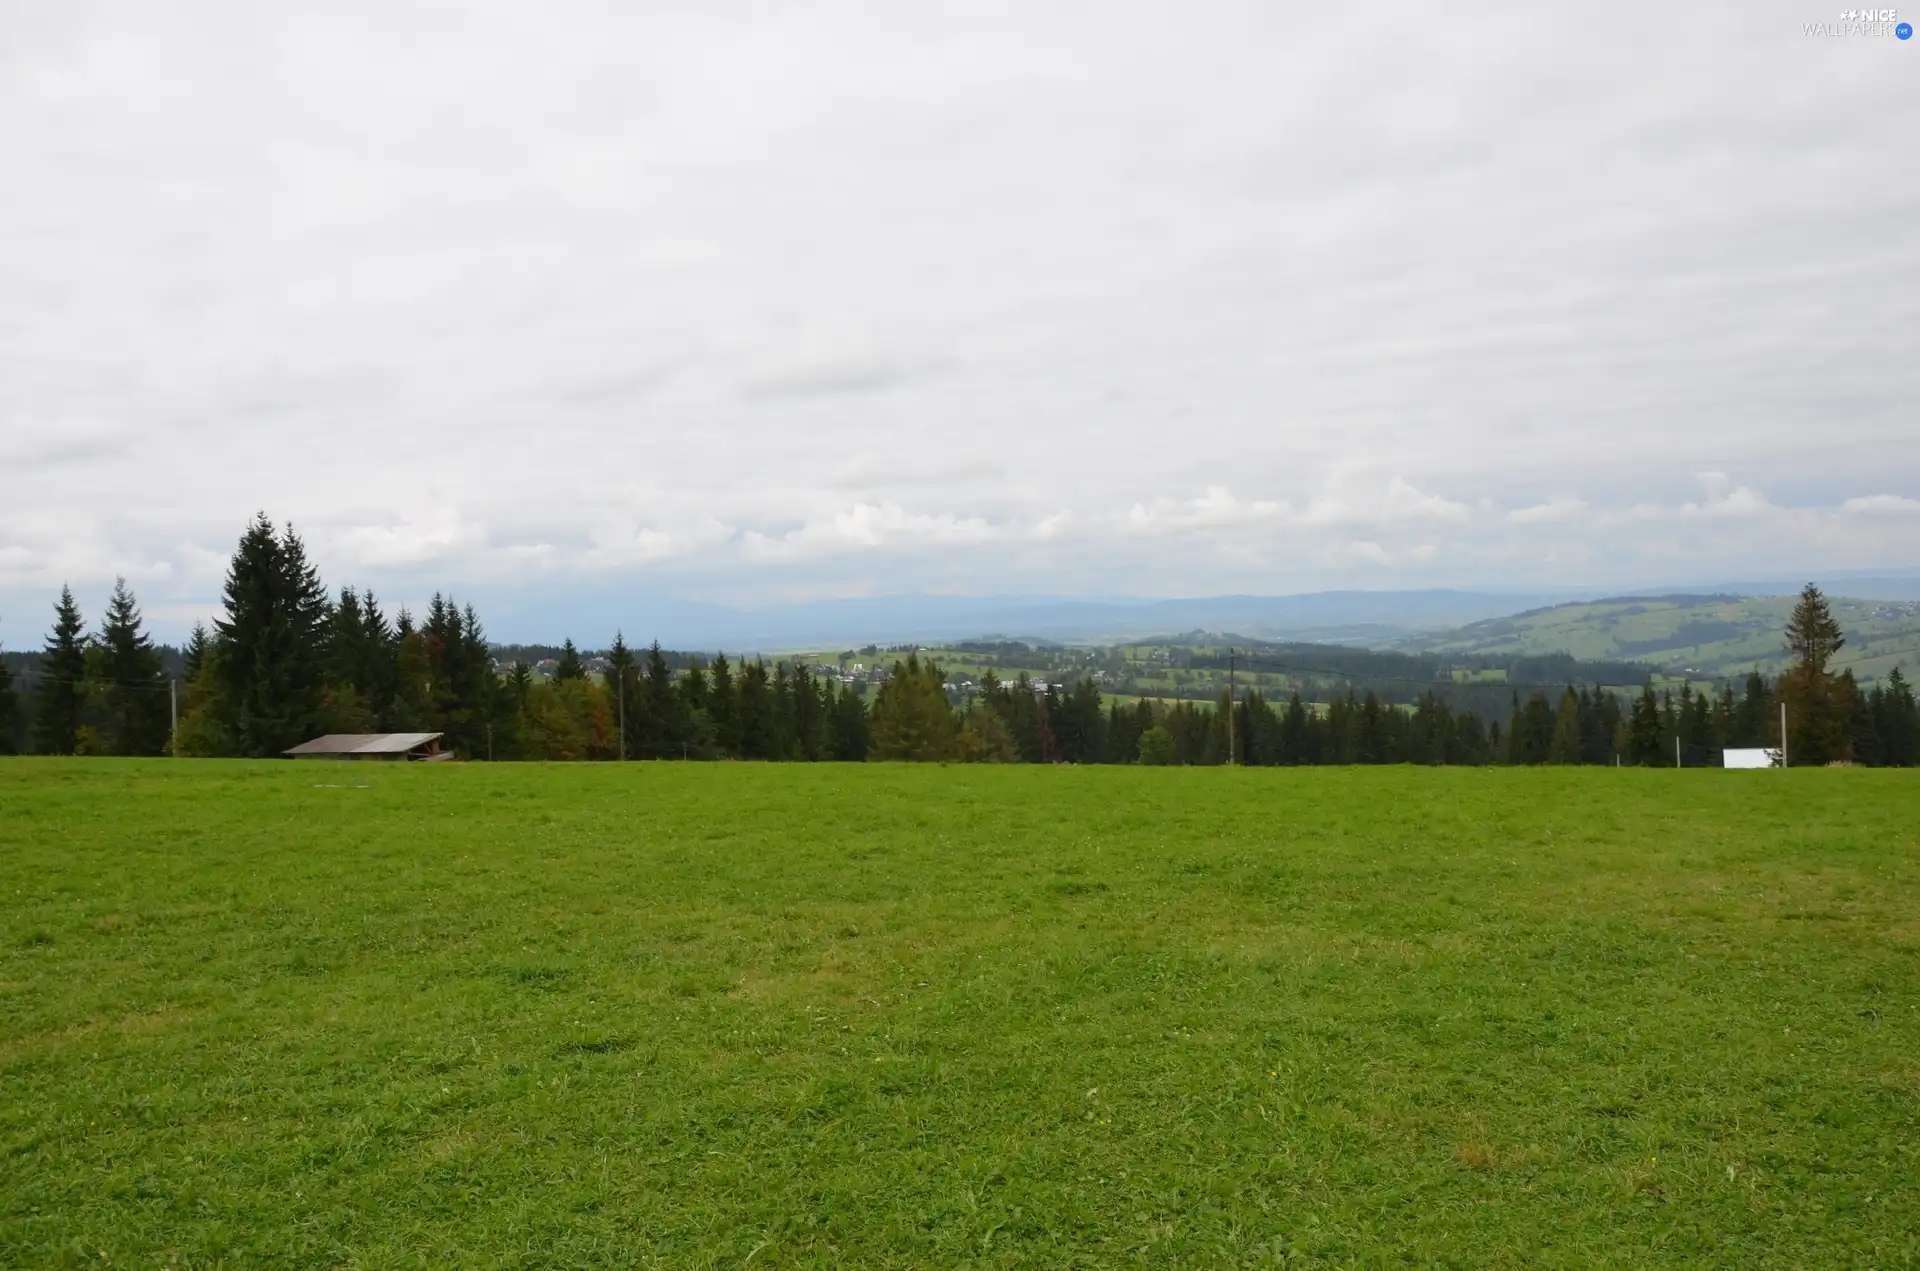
284,733 -> 444,756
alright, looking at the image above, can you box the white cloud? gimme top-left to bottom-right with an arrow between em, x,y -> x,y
1842,494 -> 1920,516
1125,487 -> 1286,530
0,2 -> 1917,637
740,503 -> 998,560
1678,472 -> 1775,518
1507,496 -> 1588,524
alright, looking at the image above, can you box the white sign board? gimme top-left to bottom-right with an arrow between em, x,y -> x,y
1723,748 -> 1780,769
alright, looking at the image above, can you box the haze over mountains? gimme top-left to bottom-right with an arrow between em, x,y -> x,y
439,569 -> 1920,651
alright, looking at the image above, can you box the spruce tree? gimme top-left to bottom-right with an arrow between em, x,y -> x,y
1735,671 -> 1772,747
677,659 -> 716,758
97,578 -> 170,755
1628,683 -> 1664,765
737,659 -> 774,758
1280,693 -> 1309,765
358,592 -> 399,727
214,515 -> 332,756
707,653 -> 739,757
554,639 -> 586,681
1548,689 -> 1581,764
831,682 -> 870,760
181,622 -> 212,681
1875,666 -> 1916,767
1785,583 -> 1845,672
607,633 -> 636,758
33,586 -> 87,755
644,642 -> 681,757
1778,583 -> 1852,764
869,654 -> 957,761
0,629 -> 19,755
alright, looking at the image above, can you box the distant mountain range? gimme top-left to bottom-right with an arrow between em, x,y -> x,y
445,569 -> 1920,651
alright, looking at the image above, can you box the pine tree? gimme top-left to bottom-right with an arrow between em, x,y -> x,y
358,592 -> 399,728
708,653 -> 739,757
869,653 -> 956,761
1875,666 -> 1917,767
788,662 -> 828,760
1279,693 -> 1310,765
1846,672 -> 1881,766
1627,683 -> 1664,765
831,681 -> 870,761
957,704 -> 1019,762
607,633 -> 636,758
554,639 -> 586,681
96,578 -> 170,755
1785,583 -> 1845,672
182,622 -> 212,681
1778,583 -> 1851,765
1735,671 -> 1772,747
644,642 -> 682,758
390,617 -> 433,731
677,659 -> 717,759
33,586 -> 87,755
0,627 -> 20,755
214,515 -> 332,757
1548,689 -> 1581,764
1137,723 -> 1175,765
737,659 -> 775,759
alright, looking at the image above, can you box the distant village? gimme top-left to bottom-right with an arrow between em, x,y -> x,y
488,643 -> 1142,703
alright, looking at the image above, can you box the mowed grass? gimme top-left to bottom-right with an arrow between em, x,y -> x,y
3,762 -> 1919,1268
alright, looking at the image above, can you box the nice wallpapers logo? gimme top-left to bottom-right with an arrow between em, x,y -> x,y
1803,8 -> 1914,35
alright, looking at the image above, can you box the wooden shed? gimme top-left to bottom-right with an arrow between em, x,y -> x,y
283,732 -> 448,761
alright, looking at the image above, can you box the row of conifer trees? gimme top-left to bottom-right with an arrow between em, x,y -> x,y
3,518 -> 1914,765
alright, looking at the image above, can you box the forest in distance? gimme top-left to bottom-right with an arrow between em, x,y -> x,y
2,514 -> 1915,768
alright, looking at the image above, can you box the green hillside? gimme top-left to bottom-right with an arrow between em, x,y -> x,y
1401,594 -> 1920,683
6,760 -> 1920,1264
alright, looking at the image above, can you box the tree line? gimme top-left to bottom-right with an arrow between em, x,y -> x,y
2,519 -> 1913,767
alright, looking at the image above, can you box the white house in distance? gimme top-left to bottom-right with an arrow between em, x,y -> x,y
1723,748 -> 1781,769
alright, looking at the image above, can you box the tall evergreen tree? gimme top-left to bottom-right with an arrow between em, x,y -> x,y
1733,671 -> 1772,748
554,639 -> 586,681
869,654 -> 956,761
96,578 -> 170,755
357,592 -> 399,727
1875,666 -> 1917,767
708,653 -> 740,757
0,626 -> 20,755
1548,689 -> 1581,765
182,622 -> 212,681
1627,683 -> 1665,766
214,516 -> 332,757
607,632 -> 637,758
1778,583 -> 1851,765
33,586 -> 87,755
643,642 -> 683,758
1785,583 -> 1845,671
737,659 -> 775,759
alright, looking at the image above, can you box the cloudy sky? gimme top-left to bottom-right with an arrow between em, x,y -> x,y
1,1 -> 1916,641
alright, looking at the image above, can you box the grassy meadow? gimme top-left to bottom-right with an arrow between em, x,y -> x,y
3,760 -> 1919,1267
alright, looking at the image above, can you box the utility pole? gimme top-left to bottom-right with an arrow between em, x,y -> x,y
1780,700 -> 1788,768
1675,735 -> 1681,769
170,678 -> 178,758
1227,647 -> 1236,767
618,670 -> 627,761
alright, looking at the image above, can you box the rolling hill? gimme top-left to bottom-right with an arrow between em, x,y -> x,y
1397,593 -> 1920,683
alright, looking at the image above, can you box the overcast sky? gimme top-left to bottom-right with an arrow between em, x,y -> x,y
2,1 -> 1916,641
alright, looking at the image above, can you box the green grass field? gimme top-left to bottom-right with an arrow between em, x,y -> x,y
4,761 -> 1919,1267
